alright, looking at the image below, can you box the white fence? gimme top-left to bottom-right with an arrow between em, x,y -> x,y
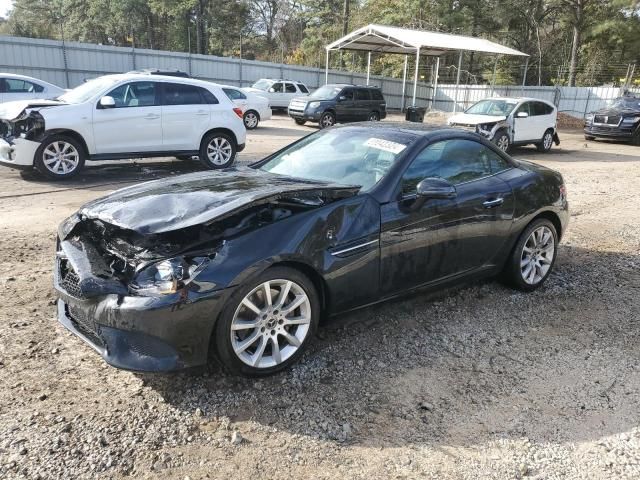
1,35 -> 635,118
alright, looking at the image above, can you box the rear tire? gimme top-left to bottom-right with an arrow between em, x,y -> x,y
34,135 -> 85,180
536,129 -> 554,152
503,218 -> 558,292
368,111 -> 380,121
294,119 -> 306,126
214,266 -> 320,377
199,132 -> 236,169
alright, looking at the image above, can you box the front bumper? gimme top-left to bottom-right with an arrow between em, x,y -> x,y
584,124 -> 637,140
0,137 -> 39,170
54,245 -> 231,372
288,106 -> 322,122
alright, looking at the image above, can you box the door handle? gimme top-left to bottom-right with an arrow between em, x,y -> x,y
483,198 -> 504,208
196,110 -> 209,115
144,114 -> 160,120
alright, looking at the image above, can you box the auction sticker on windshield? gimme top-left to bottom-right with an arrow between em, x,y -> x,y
364,138 -> 407,154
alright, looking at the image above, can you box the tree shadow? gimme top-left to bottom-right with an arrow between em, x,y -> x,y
140,245 -> 640,449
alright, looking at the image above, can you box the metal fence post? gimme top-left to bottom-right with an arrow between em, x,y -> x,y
60,38 -> 70,87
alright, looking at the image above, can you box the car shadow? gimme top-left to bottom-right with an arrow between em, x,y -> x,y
139,244 -> 640,449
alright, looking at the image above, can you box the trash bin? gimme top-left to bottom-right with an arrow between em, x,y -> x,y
405,106 -> 426,123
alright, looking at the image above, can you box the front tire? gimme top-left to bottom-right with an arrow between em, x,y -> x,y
34,135 -> 85,180
214,267 -> 319,376
536,129 -> 555,152
199,132 -> 236,169
319,111 -> 336,129
493,130 -> 511,153
243,110 -> 259,130
294,119 -> 306,126
503,218 -> 558,291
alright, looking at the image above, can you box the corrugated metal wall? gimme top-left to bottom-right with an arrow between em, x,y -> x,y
1,35 -> 634,117
0,35 -> 431,110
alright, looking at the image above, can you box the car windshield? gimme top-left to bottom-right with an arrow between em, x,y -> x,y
259,128 -> 415,191
465,99 -> 518,116
56,77 -> 120,104
251,79 -> 273,91
608,97 -> 640,110
309,85 -> 342,100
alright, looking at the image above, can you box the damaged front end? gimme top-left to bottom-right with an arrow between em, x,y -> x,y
54,170 -> 360,371
0,109 -> 46,169
475,120 -> 509,140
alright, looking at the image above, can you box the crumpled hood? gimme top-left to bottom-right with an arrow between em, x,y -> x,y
77,167 -> 359,235
448,113 -> 507,125
0,99 -> 66,121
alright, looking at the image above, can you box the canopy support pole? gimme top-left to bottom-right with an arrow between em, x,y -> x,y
366,51 -> 372,85
431,56 -> 440,110
412,47 -> 420,106
490,55 -> 499,96
401,54 -> 408,112
325,49 -> 329,85
522,57 -> 529,88
453,51 -> 463,113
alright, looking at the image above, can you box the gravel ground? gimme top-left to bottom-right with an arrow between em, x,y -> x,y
1,114 -> 639,479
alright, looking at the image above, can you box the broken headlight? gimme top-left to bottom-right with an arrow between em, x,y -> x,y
130,256 -> 210,296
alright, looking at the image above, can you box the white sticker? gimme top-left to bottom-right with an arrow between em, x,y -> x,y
364,137 -> 407,154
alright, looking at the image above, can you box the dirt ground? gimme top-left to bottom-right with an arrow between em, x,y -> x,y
1,114 -> 639,479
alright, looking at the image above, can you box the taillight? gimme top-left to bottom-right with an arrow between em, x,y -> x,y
559,184 -> 567,199
233,107 -> 243,119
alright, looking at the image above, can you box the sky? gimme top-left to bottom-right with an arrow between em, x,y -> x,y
0,0 -> 13,18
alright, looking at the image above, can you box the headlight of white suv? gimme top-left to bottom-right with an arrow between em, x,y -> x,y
130,256 -> 210,296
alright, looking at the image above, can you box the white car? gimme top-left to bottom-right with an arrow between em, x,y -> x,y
0,74 -> 247,179
220,85 -> 271,129
448,97 -> 559,152
0,73 -> 66,104
243,79 -> 310,109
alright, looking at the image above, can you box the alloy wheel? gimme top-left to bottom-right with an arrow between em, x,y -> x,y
543,132 -> 553,150
496,135 -> 510,152
320,114 -> 335,128
368,112 -> 380,121
42,141 -> 80,175
244,112 -> 258,129
207,137 -> 233,165
520,226 -> 555,285
230,279 -> 312,369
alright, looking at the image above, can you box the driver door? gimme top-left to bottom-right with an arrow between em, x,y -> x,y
334,88 -> 355,121
379,138 -> 514,295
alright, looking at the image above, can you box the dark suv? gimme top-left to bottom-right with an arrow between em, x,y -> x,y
584,94 -> 640,145
288,84 -> 387,128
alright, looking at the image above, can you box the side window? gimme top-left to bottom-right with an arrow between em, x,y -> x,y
163,83 -> 205,105
402,139 -> 496,193
285,83 -> 297,93
271,82 -> 283,93
5,79 -> 41,93
107,82 -> 157,108
0,79 -> 5,93
223,88 -> 246,101
201,89 -> 219,104
341,89 -> 354,100
355,89 -> 370,101
297,83 -> 309,94
371,89 -> 384,101
515,102 -> 530,117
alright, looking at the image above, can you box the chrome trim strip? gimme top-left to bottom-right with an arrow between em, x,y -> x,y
331,239 -> 379,256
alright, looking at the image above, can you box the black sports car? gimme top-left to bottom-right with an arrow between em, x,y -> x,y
54,124 -> 569,376
584,94 -> 640,144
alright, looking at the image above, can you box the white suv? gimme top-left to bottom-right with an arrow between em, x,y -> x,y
0,74 -> 246,179
448,97 -> 559,152
243,79 -> 309,109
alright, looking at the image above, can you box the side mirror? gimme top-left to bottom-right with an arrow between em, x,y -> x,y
416,177 -> 457,199
99,96 -> 115,108
338,95 -> 347,102
516,111 -> 529,118
268,88 -> 276,93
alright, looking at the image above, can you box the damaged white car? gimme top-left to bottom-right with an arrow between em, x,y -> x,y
0,74 -> 247,180
448,97 -> 559,153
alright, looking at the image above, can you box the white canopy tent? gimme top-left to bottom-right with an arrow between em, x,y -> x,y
325,24 -> 529,111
